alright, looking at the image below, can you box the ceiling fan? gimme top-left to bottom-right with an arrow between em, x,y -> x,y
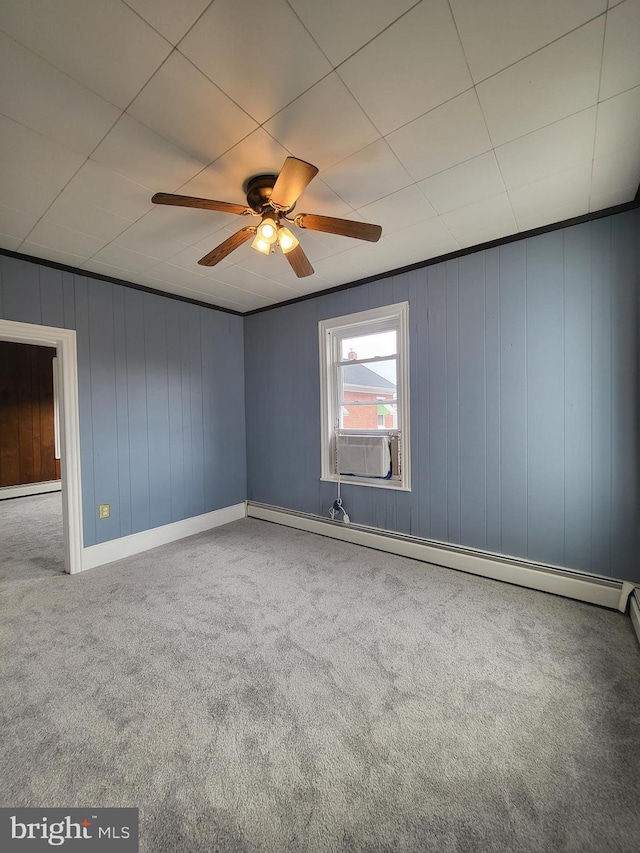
152,156 -> 382,278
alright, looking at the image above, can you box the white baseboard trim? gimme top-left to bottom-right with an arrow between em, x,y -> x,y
247,502 -> 625,610
0,480 -> 62,500
82,502 -> 246,572
630,591 -> 640,647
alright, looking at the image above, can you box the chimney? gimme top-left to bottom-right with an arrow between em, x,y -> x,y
348,348 -> 357,360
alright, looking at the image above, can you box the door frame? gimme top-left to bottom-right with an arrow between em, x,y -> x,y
0,319 -> 83,573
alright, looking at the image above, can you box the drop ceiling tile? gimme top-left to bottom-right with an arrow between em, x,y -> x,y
0,33 -> 121,156
0,236 -> 23,252
385,216 -> 459,262
137,204 -> 233,247
289,0 -> 417,65
225,272 -> 305,303
81,258 -> 145,284
112,214 -> 189,260
450,0 -> 606,82
60,161 -> 154,220
128,272 -> 234,306
358,185 -> 437,236
387,90 -> 492,181
294,179 -> 356,219
199,272 -> 273,308
26,220 -> 108,257
20,241 -> 90,268
207,264 -> 289,297
289,230 -> 353,263
495,108 -> 597,189
338,1 -> 472,136
0,205 -> 41,240
440,193 -> 517,248
312,249 -> 374,284
333,237 -> 413,279
508,163 -> 592,230
476,19 -> 604,146
179,0 -> 331,124
128,52 -> 257,164
231,249 -> 298,283
0,0 -> 171,109
0,166 -> 63,218
600,0 -> 640,99
591,146 -> 640,196
263,73 -> 380,172
144,261 -> 209,288
123,0 -> 210,45
321,140 -> 413,208
177,128 -> 291,204
419,152 -> 506,214
92,243 -> 159,273
0,115 -> 86,189
43,196 -> 133,242
589,185 -> 637,211
166,245 -> 232,274
594,86 -> 640,157
91,114 -> 207,190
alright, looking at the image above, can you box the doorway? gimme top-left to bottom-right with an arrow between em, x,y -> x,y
0,319 -> 83,573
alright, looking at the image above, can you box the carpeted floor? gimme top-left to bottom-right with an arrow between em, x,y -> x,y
1,493 -> 639,852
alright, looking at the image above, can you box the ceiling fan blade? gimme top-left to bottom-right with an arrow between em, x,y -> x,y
285,244 -> 314,278
270,157 -> 319,209
198,227 -> 255,267
295,213 -> 382,242
152,192 -> 248,216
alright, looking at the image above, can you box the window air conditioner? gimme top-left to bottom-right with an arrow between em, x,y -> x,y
336,435 -> 391,478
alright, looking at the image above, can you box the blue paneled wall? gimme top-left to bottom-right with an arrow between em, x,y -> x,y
0,256 -> 246,547
244,211 -> 639,582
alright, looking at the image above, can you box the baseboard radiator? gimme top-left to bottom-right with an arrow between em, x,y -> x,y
246,501 -> 632,612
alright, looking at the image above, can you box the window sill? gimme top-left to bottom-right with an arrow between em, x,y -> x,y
320,476 -> 411,492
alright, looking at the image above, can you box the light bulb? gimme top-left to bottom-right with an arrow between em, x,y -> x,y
256,215 -> 278,244
251,234 -> 271,255
277,226 -> 299,254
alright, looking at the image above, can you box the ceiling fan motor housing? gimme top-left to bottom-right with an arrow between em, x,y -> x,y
245,174 -> 282,213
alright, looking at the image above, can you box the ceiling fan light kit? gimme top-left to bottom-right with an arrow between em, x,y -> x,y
152,157 -> 383,278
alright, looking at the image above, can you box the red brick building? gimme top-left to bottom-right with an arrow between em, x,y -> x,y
341,361 -> 396,430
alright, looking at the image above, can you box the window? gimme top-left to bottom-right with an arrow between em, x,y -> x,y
319,302 -> 410,490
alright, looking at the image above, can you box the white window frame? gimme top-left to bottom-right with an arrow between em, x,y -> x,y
319,302 -> 410,491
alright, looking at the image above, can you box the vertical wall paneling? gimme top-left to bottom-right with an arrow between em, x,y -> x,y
188,305 -> 205,516
0,254 -> 246,548
0,342 -> 58,487
112,285 -> 132,538
526,232 -> 566,564
39,266 -> 64,329
499,241 -> 528,560
445,259 -> 461,545
563,224 -> 593,571
74,275 -> 96,547
427,264 -> 448,541
144,295 -> 172,530
1,256 -> 42,324
458,253 -> 487,550
167,304 -> 186,523
88,279 -> 120,543
590,219 -> 613,575
124,288 -> 150,535
62,272 -> 75,329
244,210 -> 639,582
609,214 -> 637,575
485,248 -> 502,553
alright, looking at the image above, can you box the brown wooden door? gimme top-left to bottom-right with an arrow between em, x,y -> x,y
0,341 -> 61,487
